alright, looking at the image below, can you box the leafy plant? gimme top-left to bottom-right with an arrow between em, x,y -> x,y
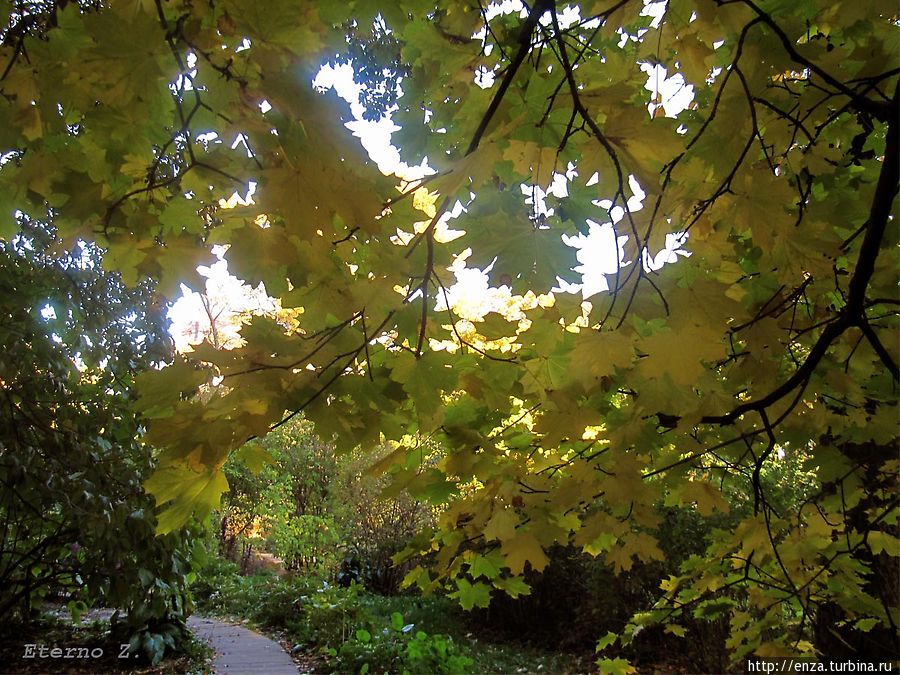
216,418 -> 433,587
332,611 -> 473,675
191,555 -> 585,673
333,444 -> 438,594
271,514 -> 341,572
0,219 -> 199,663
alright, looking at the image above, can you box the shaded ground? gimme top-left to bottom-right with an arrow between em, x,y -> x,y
0,609 -> 313,674
0,614 -> 201,674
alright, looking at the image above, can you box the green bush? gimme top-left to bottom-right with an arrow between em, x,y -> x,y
190,554 -> 241,605
0,220 -> 199,665
293,581 -> 368,647
332,611 -> 473,675
191,556 -> 361,644
192,556 -> 281,620
190,556 -> 475,672
271,513 -> 342,572
253,575 -> 320,630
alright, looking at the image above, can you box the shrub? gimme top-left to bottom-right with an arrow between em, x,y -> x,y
333,448 -> 437,595
293,581 -> 369,647
190,554 -> 241,606
0,220 -> 199,665
191,558 -> 363,646
332,611 -> 473,675
271,514 -> 342,573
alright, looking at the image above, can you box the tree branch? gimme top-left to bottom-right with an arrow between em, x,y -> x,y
858,320 -> 900,381
737,0 -> 894,122
466,0 -> 554,156
698,84 -> 899,426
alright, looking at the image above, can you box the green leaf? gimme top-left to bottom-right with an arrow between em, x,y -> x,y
469,551 -> 504,580
492,576 -> 532,599
390,351 -> 459,425
665,624 -> 687,638
231,441 -> 275,475
596,631 -> 617,652
134,357 -> 209,418
854,618 -> 880,633
144,463 -> 230,534
867,531 -> 900,557
450,578 -> 492,611
596,657 -> 636,675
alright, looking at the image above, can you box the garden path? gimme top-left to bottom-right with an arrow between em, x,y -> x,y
187,615 -> 304,674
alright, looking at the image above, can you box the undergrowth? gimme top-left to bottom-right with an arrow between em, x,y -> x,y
191,558 -> 587,674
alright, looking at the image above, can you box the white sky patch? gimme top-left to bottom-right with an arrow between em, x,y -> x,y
538,4 -> 581,28
314,63 -> 432,180
643,1 -> 667,27
168,246 -> 278,351
483,0 -> 526,21
521,172 -> 570,217
597,175 -> 647,223
559,221 -> 632,298
618,0 -> 666,47
434,259 -> 513,321
475,66 -> 496,89
169,4 -> 697,343
642,63 -> 695,117
643,231 -> 691,271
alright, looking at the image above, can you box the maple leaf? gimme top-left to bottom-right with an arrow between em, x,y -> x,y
502,140 -> 558,186
493,575 -> 532,599
231,441 -> 275,475
144,463 -> 230,535
501,531 -> 550,575
483,508 -> 519,543
450,578 -> 492,611
469,551 -> 504,580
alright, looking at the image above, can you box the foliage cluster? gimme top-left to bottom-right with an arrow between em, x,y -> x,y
191,557 -> 587,674
334,611 -> 473,675
467,451 -> 818,670
218,419 -> 435,591
0,220 -> 200,664
217,422 -> 342,572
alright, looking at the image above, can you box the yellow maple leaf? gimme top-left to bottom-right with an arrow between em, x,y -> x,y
501,531 -> 550,575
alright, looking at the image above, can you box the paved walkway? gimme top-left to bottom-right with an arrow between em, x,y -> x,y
187,615 -> 300,674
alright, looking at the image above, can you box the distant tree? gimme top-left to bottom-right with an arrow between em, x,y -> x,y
170,253 -> 283,351
220,417 -> 435,589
